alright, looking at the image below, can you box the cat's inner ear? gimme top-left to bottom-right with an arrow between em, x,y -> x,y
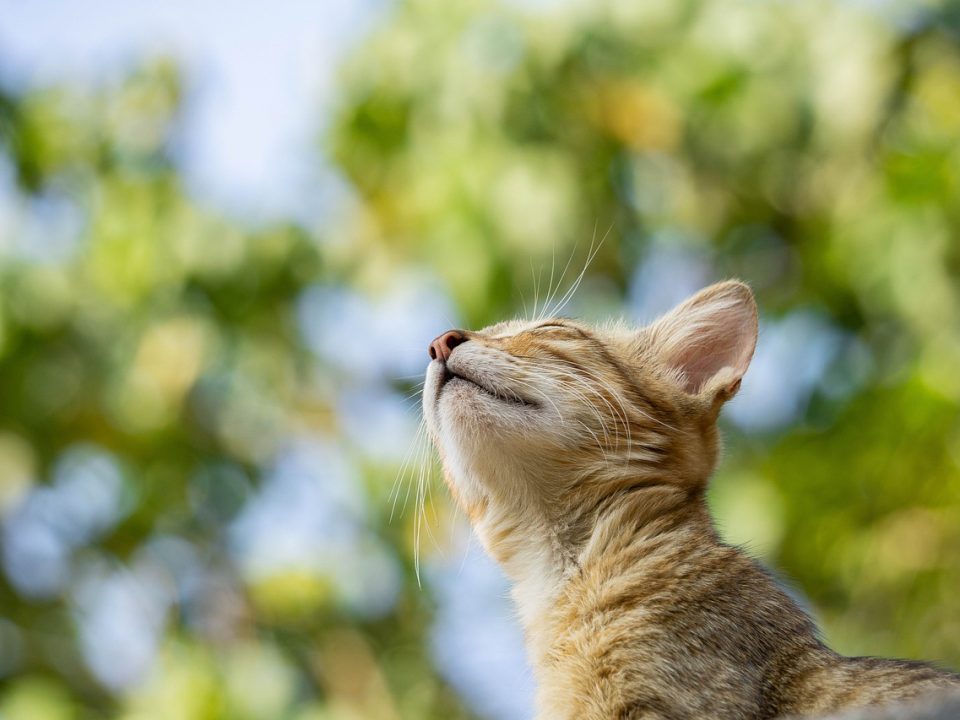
646,281 -> 758,400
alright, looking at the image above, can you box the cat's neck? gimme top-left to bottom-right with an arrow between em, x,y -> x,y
494,479 -> 714,640
474,502 -> 570,629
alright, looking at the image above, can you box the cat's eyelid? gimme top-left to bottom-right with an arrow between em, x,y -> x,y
535,322 -> 589,336
486,321 -> 576,339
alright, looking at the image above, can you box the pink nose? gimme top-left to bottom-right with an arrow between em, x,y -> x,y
429,330 -> 467,362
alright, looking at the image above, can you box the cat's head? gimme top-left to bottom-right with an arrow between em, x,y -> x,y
422,280 -> 757,571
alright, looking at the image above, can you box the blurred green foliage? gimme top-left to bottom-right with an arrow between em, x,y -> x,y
1,0 -> 960,718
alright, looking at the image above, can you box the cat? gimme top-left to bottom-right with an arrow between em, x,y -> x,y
422,280 -> 960,720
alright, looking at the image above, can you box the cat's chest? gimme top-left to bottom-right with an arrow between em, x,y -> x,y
532,630 -> 767,720
527,570 -> 776,720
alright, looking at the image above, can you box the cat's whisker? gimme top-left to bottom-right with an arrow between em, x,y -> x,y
518,353 -> 658,451
555,371 -> 642,466
401,424 -> 426,519
510,377 -> 566,423
388,419 -> 417,514
545,242 -> 557,322
414,426 -> 445,584
575,419 -> 611,464
390,416 -> 428,523
419,443 -> 444,557
400,388 -> 426,404
538,233 -> 585,323
515,367 -> 612,444
529,257 -> 539,321
539,239 -> 563,323
540,239 -> 581,324
560,365 -> 637,453
545,224 -> 610,320
509,360 -> 624,450
543,373 -> 616,447
518,282 -> 530,322
413,433 -> 429,586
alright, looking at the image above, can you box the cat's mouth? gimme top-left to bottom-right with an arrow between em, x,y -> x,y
440,367 -> 537,408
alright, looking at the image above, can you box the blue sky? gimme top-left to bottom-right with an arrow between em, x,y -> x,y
0,0 -> 387,223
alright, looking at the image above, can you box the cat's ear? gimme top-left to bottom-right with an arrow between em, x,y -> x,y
646,281 -> 758,402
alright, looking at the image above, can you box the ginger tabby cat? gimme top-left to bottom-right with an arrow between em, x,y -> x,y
423,281 -> 959,720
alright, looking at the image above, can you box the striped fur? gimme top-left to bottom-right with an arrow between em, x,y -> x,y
423,281 -> 959,719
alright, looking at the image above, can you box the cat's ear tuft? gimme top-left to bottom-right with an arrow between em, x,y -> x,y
647,281 -> 758,401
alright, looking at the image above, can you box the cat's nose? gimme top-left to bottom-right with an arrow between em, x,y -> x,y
429,330 -> 467,362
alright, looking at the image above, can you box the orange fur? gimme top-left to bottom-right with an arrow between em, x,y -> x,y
423,281 -> 959,719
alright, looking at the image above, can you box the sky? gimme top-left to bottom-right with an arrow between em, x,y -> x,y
0,0 -> 388,223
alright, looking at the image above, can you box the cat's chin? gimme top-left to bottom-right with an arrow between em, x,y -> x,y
442,372 -> 535,408
423,360 -> 545,458
435,375 -> 537,432
424,359 -> 536,418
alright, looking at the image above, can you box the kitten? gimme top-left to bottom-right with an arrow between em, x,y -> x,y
422,281 -> 959,720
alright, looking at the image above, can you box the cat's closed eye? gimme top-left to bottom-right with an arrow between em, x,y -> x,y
529,322 -> 584,338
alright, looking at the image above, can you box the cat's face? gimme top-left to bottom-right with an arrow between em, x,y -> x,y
423,281 -> 758,565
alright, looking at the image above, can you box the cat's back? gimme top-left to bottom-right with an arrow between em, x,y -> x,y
532,517 -> 818,719
780,656 -> 960,718
531,518 -> 959,719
